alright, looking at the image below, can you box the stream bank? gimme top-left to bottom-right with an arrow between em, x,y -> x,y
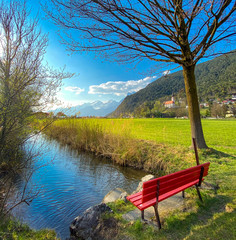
7,134 -> 147,239
44,119 -> 195,175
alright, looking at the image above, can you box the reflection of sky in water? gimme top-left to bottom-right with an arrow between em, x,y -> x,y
11,134 -> 146,240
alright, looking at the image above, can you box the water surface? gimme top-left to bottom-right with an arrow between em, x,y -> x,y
12,134 -> 146,239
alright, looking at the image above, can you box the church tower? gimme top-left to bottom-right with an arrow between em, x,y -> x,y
171,94 -> 175,103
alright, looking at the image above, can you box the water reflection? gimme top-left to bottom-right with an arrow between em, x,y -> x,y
12,134 -> 146,239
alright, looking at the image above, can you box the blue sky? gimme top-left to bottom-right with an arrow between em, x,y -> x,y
26,0 -> 166,109
25,0 -> 235,109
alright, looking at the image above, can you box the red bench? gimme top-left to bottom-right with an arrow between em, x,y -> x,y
127,162 -> 210,229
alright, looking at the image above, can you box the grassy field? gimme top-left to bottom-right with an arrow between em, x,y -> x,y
43,117 -> 236,239
48,118 -> 236,154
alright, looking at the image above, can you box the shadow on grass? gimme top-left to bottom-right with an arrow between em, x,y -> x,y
200,148 -> 236,160
162,194 -> 234,240
183,209 -> 236,240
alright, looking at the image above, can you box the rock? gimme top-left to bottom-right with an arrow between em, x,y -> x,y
70,203 -> 113,240
66,237 -> 77,240
102,188 -> 128,203
93,217 -> 118,240
120,192 -> 128,202
132,174 -> 155,194
70,204 -> 113,239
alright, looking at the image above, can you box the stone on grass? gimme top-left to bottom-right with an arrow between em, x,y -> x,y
132,174 -> 155,194
102,188 -> 128,203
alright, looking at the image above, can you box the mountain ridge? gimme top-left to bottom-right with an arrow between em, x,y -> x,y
52,100 -> 121,117
110,52 -> 236,117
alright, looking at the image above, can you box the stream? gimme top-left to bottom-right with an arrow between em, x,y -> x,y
11,134 -> 146,239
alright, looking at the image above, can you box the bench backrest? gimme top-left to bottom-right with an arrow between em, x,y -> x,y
142,162 -> 210,204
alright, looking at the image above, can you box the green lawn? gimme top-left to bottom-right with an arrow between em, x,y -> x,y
98,118 -> 235,240
74,118 -> 236,155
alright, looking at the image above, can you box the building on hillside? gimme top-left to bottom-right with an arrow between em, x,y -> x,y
164,95 -> 175,108
222,99 -> 235,105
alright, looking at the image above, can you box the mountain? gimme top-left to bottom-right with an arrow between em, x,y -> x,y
110,52 -> 236,117
53,100 -> 120,117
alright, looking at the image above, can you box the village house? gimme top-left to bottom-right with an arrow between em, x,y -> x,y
164,95 -> 175,108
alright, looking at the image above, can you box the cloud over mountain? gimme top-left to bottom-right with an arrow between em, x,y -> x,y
88,76 -> 157,96
65,86 -> 85,94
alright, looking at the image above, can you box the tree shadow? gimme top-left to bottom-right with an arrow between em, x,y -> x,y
161,194 -> 234,239
200,148 -> 235,159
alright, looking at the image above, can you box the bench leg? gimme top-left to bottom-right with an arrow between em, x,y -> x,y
182,190 -> 185,198
153,205 -> 161,229
195,184 -> 203,202
141,210 -> 144,220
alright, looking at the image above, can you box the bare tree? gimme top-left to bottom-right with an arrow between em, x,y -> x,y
0,0 -> 71,214
45,0 -> 236,148
0,0 -> 71,157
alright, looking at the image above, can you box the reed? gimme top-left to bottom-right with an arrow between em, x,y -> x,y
44,119 -> 195,174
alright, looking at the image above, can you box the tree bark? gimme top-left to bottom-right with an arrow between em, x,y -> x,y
183,65 -> 208,149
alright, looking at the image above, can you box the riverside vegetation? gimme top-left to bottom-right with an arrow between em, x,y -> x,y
0,218 -> 58,240
43,118 -> 236,240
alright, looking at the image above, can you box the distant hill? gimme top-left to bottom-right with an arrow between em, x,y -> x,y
53,100 -> 120,117
110,52 -> 236,117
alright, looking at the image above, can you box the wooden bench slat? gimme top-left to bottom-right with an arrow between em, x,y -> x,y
143,163 -> 210,189
132,199 -> 142,207
142,169 -> 208,196
128,194 -> 142,203
159,168 -> 209,188
126,191 -> 142,201
143,177 -> 204,204
142,173 -> 198,196
138,179 -> 199,210
159,176 -> 206,196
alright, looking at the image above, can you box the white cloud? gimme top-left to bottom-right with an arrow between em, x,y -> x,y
65,86 -> 85,94
88,76 -> 157,96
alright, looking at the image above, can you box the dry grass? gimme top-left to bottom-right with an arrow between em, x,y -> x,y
44,119 -> 195,174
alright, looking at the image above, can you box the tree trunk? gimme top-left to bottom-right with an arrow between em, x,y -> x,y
182,65 -> 208,149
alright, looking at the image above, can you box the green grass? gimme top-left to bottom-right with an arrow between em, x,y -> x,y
98,118 -> 235,154
106,153 -> 236,239
0,217 -> 58,240
46,118 -> 236,155
43,117 -> 236,239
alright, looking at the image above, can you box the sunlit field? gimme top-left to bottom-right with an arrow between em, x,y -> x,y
44,117 -> 236,239
56,118 -> 235,155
